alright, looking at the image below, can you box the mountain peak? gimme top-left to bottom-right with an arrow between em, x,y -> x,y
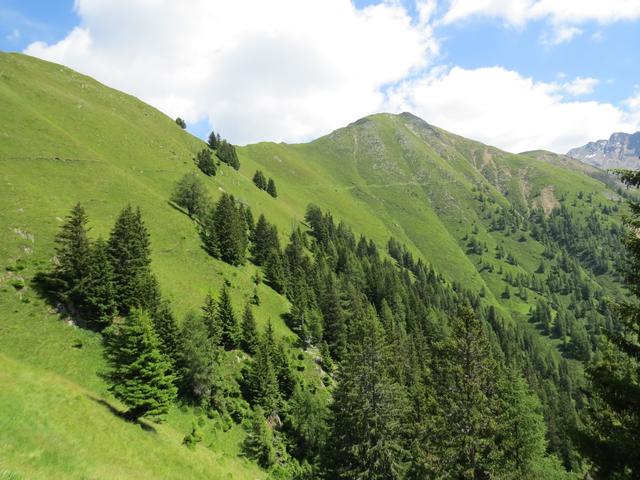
567,131 -> 640,170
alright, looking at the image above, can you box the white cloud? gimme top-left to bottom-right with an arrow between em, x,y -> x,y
25,0 -> 437,145
560,77 -> 599,96
385,66 -> 639,153
541,25 -> 582,45
442,0 -> 640,43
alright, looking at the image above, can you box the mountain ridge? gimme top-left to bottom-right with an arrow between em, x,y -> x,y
568,131 -> 640,170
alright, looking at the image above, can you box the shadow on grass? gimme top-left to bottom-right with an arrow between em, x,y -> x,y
87,394 -> 157,433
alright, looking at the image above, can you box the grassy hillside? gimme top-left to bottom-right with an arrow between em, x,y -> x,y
0,52 -> 626,478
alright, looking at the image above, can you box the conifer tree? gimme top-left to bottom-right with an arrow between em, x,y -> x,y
252,170 -> 267,190
201,292 -> 222,345
54,202 -> 91,292
207,130 -> 218,150
244,333 -> 280,413
151,299 -> 182,367
272,340 -> 296,400
423,306 -> 503,478
250,214 -> 279,265
217,140 -> 240,170
80,237 -> 117,330
196,148 -> 216,176
265,249 -> 287,294
217,285 -> 239,349
266,178 -> 277,198
241,303 -> 258,355
243,406 -> 276,468
103,308 -> 176,421
320,276 -> 346,362
212,194 -> 247,265
178,312 -> 218,403
107,205 -> 153,314
325,306 -> 409,479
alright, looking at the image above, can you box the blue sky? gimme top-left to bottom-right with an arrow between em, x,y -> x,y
2,1 -> 639,152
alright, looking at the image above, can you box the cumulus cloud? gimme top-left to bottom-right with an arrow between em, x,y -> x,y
25,0 -> 437,145
385,66 -> 639,153
442,0 -> 640,43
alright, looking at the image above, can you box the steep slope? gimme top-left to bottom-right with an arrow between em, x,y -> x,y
240,112 -> 622,320
568,131 -> 640,170
0,52 -> 628,477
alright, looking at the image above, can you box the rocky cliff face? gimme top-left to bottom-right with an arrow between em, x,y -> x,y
568,132 -> 640,170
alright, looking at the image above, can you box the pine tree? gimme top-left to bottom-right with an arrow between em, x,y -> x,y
241,303 -> 258,355
196,148 -> 216,176
320,276 -> 346,362
325,307 -> 409,479
272,340 -> 296,400
494,369 -> 549,477
201,292 -> 222,345
217,140 -> 240,170
212,194 -> 247,265
170,172 -> 210,218
243,406 -> 276,468
266,178 -> 277,198
151,299 -> 182,367
244,333 -> 280,413
178,312 -> 218,403
103,308 -> 176,421
250,214 -> 279,265
107,205 -> 153,314
265,249 -> 287,294
207,130 -> 218,150
175,117 -> 186,128
79,237 -> 117,330
423,306 -> 503,478
252,170 -> 267,190
54,202 -> 91,292
217,285 -> 239,349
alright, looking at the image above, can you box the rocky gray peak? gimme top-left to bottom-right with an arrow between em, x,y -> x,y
568,131 -> 640,170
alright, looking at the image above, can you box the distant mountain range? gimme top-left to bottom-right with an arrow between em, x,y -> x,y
568,131 -> 640,170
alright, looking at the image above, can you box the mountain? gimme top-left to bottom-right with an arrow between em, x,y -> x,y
0,52 -> 627,478
567,131 -> 640,170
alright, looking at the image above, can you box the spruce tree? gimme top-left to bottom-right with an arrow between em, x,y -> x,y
266,178 -> 277,198
54,202 -> 91,292
151,299 -> 182,367
107,205 -> 152,314
320,276 -> 346,362
217,285 -> 239,349
424,306 -> 503,478
178,312 -> 218,403
207,130 -> 218,150
103,308 -> 176,421
252,170 -> 267,190
243,406 -> 276,468
213,194 -> 247,265
265,249 -> 287,294
250,214 -> 279,265
196,149 -> 216,176
243,333 -> 280,413
325,306 -> 409,479
217,140 -> 240,170
80,237 -> 117,330
201,292 -> 222,345
241,303 -> 258,355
